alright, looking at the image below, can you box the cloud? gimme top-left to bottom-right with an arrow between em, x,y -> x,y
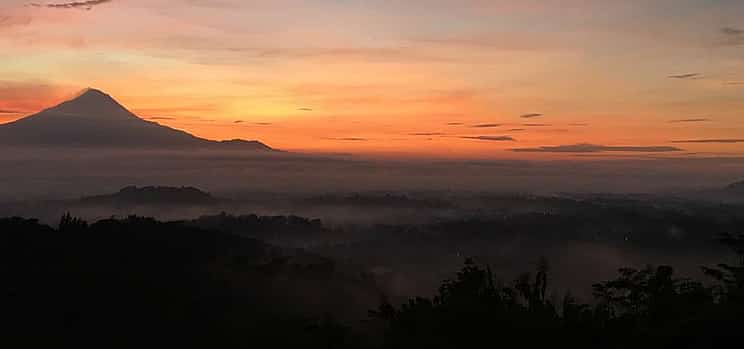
447,122 -> 464,126
720,27 -> 744,46
471,123 -> 501,128
0,15 -> 33,30
460,136 -> 515,141
410,132 -> 445,136
508,128 -> 526,132
722,27 -> 744,36
325,137 -> 368,141
520,113 -> 543,119
297,107 -> 313,111
146,116 -> 176,120
724,81 -> 744,86
133,104 -> 219,115
254,122 -> 272,126
28,0 -> 113,10
523,123 -> 551,127
668,118 -> 710,123
511,143 -> 682,153
0,80 -> 67,113
234,120 -> 244,123
668,73 -> 702,80
672,139 -> 744,144
0,108 -> 23,114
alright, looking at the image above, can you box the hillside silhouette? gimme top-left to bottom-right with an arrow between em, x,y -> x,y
0,89 -> 273,151
81,186 -> 218,206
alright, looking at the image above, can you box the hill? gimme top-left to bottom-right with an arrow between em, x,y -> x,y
80,186 -> 218,206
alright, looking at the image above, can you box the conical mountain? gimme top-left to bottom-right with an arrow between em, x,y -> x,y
0,88 -> 273,150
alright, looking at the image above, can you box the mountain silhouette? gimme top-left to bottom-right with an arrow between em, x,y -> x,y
0,88 -> 273,151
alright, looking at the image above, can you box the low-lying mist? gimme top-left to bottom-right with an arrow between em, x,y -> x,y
2,147 -> 744,201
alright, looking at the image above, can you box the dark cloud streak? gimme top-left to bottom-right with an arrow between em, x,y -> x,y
669,118 -> 710,123
512,143 -> 682,153
672,139 -> 744,144
721,27 -> 744,46
520,113 -> 543,119
410,132 -> 446,136
28,0 -> 112,10
668,73 -> 702,80
460,136 -> 515,142
324,137 -> 368,141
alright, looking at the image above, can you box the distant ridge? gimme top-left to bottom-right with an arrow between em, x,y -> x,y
725,180 -> 744,193
0,88 -> 274,151
80,186 -> 217,206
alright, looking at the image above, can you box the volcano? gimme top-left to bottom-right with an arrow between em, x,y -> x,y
0,88 -> 273,151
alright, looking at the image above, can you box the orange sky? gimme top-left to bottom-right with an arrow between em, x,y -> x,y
1,0 -> 743,158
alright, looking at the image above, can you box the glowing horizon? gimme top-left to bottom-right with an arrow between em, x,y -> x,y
1,0 -> 743,158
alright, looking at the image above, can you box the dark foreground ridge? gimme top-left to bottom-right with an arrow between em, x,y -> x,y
0,88 -> 274,151
1,214 -> 743,347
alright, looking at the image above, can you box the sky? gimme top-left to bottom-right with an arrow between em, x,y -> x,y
0,0 -> 743,158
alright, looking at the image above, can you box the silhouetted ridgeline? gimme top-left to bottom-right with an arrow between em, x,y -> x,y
80,186 -> 218,206
2,214 -> 743,347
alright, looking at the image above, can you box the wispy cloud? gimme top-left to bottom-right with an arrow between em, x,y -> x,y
669,118 -> 710,123
0,16 -> 33,30
512,143 -> 682,153
508,128 -> 526,132
0,108 -> 23,114
520,113 -> 543,119
672,139 -> 744,144
324,137 -> 369,141
28,0 -> 113,10
254,122 -> 272,126
720,27 -> 744,46
471,123 -> 501,128
460,136 -> 515,141
146,116 -> 176,120
234,120 -> 244,123
668,73 -> 702,80
523,123 -> 551,127
297,107 -> 313,111
410,132 -> 446,136
447,122 -> 464,126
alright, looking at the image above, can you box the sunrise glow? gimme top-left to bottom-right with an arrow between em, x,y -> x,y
1,0 -> 743,158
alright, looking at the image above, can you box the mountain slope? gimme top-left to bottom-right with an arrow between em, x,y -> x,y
0,89 -> 273,151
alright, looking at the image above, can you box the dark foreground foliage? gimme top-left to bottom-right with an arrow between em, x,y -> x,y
1,215 -> 743,348
0,215 -> 367,347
